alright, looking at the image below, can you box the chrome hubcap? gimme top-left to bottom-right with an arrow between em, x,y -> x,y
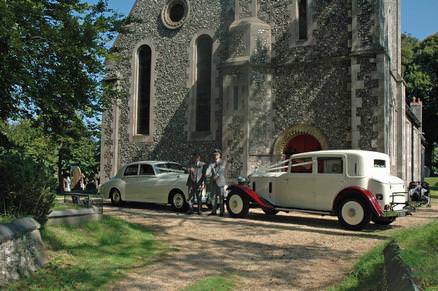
173,194 -> 184,208
341,201 -> 364,226
229,195 -> 243,214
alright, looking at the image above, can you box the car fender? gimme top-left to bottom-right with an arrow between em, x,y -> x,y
333,186 -> 384,217
227,184 -> 275,210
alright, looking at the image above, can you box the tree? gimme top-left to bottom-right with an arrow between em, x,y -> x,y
402,33 -> 438,173
0,0 -> 128,188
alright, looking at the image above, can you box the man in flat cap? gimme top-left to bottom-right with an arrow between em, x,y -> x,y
206,149 -> 226,216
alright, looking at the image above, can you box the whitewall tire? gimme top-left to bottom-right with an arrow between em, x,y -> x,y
226,192 -> 249,218
337,197 -> 371,230
110,189 -> 123,206
171,191 -> 187,212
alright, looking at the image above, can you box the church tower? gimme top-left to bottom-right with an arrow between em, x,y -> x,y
222,0 -> 273,178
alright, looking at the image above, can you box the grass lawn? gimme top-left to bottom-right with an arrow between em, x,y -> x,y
0,215 -> 15,224
330,220 -> 438,291
425,177 -> 438,199
6,216 -> 167,290
182,275 -> 236,291
51,200 -> 84,211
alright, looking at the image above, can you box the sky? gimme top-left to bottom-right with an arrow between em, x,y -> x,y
88,0 -> 438,40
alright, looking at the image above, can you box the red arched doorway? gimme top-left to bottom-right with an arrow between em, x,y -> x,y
283,134 -> 321,157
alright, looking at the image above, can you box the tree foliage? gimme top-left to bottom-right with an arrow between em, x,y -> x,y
0,0 -> 129,193
402,33 -> 438,172
0,0 -> 126,125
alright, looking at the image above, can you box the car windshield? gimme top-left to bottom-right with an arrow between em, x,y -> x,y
155,163 -> 185,174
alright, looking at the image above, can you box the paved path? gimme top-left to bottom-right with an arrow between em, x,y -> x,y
105,202 -> 438,290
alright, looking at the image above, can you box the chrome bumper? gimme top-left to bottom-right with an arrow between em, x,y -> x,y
383,204 -> 415,218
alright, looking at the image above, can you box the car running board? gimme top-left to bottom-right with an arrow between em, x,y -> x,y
274,207 -> 332,216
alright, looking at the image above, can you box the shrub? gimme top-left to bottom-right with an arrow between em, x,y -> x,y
0,148 -> 56,224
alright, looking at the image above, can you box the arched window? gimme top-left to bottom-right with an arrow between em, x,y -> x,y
298,0 -> 308,40
137,45 -> 152,135
195,35 -> 213,132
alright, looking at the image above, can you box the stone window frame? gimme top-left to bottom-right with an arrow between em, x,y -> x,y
129,40 -> 157,144
289,0 -> 315,47
187,31 -> 219,141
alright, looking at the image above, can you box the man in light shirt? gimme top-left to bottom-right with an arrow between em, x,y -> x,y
206,149 -> 226,216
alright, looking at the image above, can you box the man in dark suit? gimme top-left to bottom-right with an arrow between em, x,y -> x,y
206,149 -> 226,216
186,153 -> 206,215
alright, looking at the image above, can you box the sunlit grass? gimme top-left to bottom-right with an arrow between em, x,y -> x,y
182,275 -> 236,291
425,177 -> 438,199
7,216 -> 167,290
330,220 -> 438,291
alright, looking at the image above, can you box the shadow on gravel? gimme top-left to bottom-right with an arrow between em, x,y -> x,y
104,202 -> 393,240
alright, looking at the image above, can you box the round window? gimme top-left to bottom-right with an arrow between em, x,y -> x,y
161,0 -> 189,29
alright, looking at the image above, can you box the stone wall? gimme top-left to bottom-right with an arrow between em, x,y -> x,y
0,217 -> 46,287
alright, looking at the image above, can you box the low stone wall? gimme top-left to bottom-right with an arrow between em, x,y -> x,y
383,241 -> 420,291
0,217 -> 46,287
47,207 -> 102,226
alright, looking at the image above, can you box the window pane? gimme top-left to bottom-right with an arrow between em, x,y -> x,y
374,159 -> 386,168
137,45 -> 152,135
291,158 -> 312,173
139,164 -> 154,175
196,35 -> 212,132
317,158 -> 343,174
298,0 -> 308,40
124,165 -> 139,176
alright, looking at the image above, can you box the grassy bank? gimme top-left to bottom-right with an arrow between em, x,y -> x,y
6,216 -> 167,290
425,177 -> 438,199
182,275 -> 236,291
0,215 -> 15,224
331,220 -> 438,291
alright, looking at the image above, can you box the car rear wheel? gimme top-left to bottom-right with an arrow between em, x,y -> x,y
170,191 -> 187,212
337,197 -> 371,231
110,189 -> 123,206
373,216 -> 396,225
226,192 -> 249,218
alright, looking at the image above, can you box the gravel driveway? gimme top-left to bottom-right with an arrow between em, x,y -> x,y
105,202 -> 438,291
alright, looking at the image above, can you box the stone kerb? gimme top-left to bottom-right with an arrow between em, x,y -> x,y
0,217 -> 46,287
383,241 -> 420,291
47,207 -> 102,226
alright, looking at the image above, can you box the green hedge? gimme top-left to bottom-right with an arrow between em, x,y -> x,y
0,149 -> 56,224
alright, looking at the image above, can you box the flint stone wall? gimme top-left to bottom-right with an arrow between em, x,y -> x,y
102,0 -> 397,180
0,217 -> 46,287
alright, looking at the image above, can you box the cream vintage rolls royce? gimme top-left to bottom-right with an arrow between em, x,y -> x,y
100,161 -> 200,211
226,150 -> 414,230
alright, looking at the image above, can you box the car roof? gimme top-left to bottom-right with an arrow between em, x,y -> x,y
124,161 -> 181,167
291,150 -> 389,159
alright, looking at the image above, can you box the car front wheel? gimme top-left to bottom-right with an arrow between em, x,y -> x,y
110,189 -> 123,206
337,197 -> 371,231
226,192 -> 249,218
170,191 -> 187,212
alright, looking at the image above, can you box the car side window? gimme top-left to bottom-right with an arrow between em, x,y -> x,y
139,164 -> 155,175
291,158 -> 313,173
124,165 -> 139,176
317,157 -> 343,174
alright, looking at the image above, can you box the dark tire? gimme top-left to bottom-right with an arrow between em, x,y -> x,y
170,191 -> 187,212
373,217 -> 396,225
262,208 -> 279,215
110,189 -> 123,206
226,192 -> 249,218
337,196 -> 371,231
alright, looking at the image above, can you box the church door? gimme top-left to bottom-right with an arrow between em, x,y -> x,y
283,134 -> 321,157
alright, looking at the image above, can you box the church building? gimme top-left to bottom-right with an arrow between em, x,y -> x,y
101,0 -> 424,184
